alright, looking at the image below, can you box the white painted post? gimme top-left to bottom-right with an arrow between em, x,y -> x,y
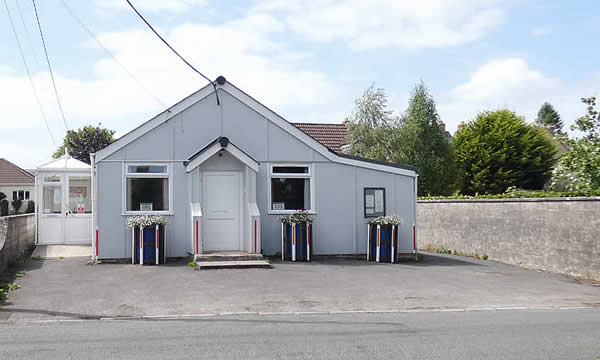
376,224 -> 381,263
139,227 -> 144,265
155,225 -> 159,265
281,222 -> 284,261
292,223 -> 296,262
163,224 -> 167,264
366,224 -> 370,261
307,223 -> 310,262
131,227 -> 135,264
391,225 -> 395,263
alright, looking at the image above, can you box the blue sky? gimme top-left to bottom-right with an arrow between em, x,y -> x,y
1,0 -> 599,168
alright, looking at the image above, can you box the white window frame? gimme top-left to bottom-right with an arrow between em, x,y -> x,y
122,163 -> 173,215
267,163 -> 315,215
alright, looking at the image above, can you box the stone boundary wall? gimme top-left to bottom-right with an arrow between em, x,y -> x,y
418,197 -> 600,280
0,214 -> 35,273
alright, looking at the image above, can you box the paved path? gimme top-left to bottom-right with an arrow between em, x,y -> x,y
1,309 -> 599,359
1,254 -> 600,322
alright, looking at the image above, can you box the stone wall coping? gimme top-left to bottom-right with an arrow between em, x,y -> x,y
1,213 -> 35,220
418,196 -> 600,204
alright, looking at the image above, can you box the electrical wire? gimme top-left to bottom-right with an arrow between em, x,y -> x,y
124,0 -> 219,105
2,0 -> 56,145
31,0 -> 70,130
58,0 -> 168,110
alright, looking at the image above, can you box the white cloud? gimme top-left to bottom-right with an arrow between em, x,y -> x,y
96,0 -> 208,13
438,57 -> 595,134
0,12 -> 337,167
531,26 -> 552,37
252,0 -> 506,50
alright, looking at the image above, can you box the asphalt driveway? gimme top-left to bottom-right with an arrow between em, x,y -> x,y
2,253 -> 600,322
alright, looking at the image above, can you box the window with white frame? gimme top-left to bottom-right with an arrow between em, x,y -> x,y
12,190 -> 28,201
125,164 -> 170,212
269,164 -> 313,211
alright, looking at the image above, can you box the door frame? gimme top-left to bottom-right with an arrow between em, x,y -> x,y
201,171 -> 243,252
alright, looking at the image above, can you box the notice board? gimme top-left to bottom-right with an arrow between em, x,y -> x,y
364,187 -> 385,218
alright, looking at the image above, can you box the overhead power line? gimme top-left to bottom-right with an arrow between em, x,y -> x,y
58,0 -> 168,110
31,0 -> 70,130
125,0 -> 219,105
2,0 -> 56,145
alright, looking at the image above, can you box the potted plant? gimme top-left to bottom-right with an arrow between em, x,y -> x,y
367,215 -> 402,263
280,210 -> 314,262
127,215 -> 167,265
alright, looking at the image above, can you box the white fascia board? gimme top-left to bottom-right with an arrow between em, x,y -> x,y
185,141 -> 259,173
185,145 -> 221,173
95,85 -> 216,162
220,84 -> 416,178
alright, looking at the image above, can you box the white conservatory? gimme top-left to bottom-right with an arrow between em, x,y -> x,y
35,154 -> 93,245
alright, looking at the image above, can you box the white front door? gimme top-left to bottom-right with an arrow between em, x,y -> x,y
202,172 -> 241,251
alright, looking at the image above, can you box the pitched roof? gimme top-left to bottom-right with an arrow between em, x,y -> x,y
292,122 -> 348,153
95,77 -> 416,177
0,158 -> 34,184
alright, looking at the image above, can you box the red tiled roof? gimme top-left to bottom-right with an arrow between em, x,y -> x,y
293,122 -> 349,152
0,158 -> 34,184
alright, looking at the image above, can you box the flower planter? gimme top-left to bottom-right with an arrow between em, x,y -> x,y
367,223 -> 399,263
132,224 -> 166,265
281,223 -> 313,262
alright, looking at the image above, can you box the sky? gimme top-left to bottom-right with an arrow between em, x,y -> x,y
1,0 -> 599,169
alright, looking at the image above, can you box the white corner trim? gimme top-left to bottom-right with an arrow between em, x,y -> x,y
185,141 -> 259,173
96,85 -> 216,162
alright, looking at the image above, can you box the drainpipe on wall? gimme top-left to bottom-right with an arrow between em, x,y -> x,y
413,174 -> 418,255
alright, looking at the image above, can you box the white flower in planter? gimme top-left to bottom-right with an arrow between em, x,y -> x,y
279,210 -> 314,225
368,215 -> 403,226
126,215 -> 167,228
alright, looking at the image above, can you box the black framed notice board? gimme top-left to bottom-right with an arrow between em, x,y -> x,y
364,187 -> 385,218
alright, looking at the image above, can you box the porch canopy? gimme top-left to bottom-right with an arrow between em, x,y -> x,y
184,137 -> 261,255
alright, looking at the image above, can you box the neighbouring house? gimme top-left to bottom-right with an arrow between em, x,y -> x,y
91,77 -> 417,259
0,158 -> 34,215
292,122 -> 349,153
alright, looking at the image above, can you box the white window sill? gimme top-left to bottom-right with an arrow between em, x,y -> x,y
122,211 -> 174,216
268,210 -> 316,215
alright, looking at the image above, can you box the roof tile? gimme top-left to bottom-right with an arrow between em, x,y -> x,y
0,158 -> 34,184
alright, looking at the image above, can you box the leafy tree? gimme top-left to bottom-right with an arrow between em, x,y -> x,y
454,109 -> 557,195
392,82 -> 457,196
54,124 -> 115,164
25,200 -> 35,214
552,97 -> 600,191
535,102 -> 563,134
11,198 -> 22,214
345,85 -> 397,161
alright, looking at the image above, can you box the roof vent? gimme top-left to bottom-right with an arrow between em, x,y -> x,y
215,76 -> 226,85
219,137 -> 229,148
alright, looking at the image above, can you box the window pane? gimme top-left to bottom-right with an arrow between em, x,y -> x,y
271,178 -> 310,210
12,191 -> 17,200
44,175 -> 61,182
272,166 -> 309,174
25,191 -> 30,200
127,165 -> 167,174
18,190 -> 24,200
42,186 -> 62,214
69,176 -> 91,214
127,178 -> 169,211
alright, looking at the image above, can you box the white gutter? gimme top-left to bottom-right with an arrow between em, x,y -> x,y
90,153 -> 96,261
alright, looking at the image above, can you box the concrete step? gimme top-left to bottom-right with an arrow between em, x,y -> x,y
195,260 -> 271,269
194,252 -> 264,262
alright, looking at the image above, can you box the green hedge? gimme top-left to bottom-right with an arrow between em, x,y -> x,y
419,188 -> 600,200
